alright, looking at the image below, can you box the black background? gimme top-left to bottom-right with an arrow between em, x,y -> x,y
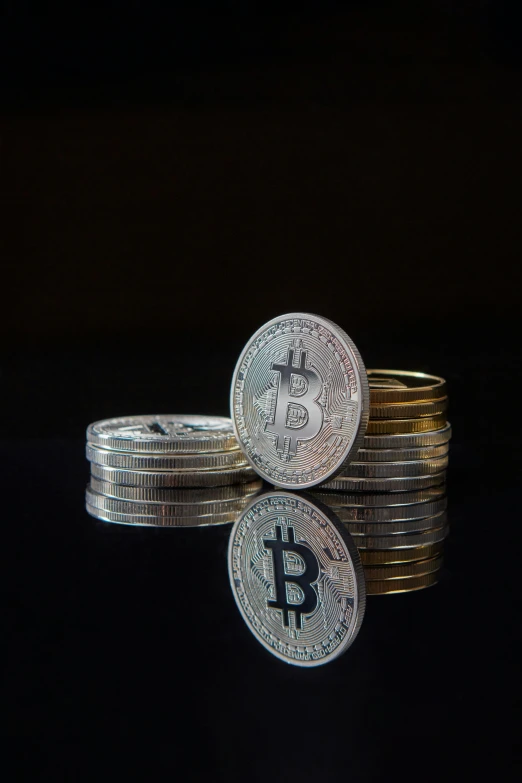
2,1 -> 521,778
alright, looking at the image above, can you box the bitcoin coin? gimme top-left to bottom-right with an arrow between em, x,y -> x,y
86,502 -> 239,527
366,571 -> 440,595
322,470 -> 447,492
337,455 -> 448,478
231,313 -> 369,489
312,486 -> 446,507
327,496 -> 447,522
359,542 -> 444,564
354,443 -> 449,462
86,444 -> 249,471
89,477 -> 262,505
366,415 -> 447,435
369,398 -> 448,419
86,485 -> 255,517
364,555 -> 442,581
344,511 -> 447,536
362,423 -> 452,449
355,525 -> 448,549
87,415 -> 239,453
368,370 -> 446,403
228,491 -> 365,666
90,463 -> 257,488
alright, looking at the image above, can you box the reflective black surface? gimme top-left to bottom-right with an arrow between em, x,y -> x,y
4,332 -> 521,778
3,1 -> 522,777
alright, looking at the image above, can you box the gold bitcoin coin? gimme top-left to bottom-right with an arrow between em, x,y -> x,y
364,555 -> 442,581
369,398 -> 448,419
368,370 -> 446,403
366,415 -> 447,435
359,542 -> 444,565
366,571 -> 440,595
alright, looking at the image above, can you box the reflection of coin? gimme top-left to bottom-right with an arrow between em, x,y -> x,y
366,571 -> 440,595
90,463 -> 257,487
364,555 -> 442,581
86,485 -> 255,517
354,444 -> 449,462
366,415 -> 446,434
337,455 -> 448,478
344,511 -> 447,536
369,399 -> 448,419
89,477 -> 262,504
359,542 -> 444,564
86,444 -> 249,471
230,313 -> 369,489
355,525 -> 448,549
322,471 -> 447,492
86,502 -> 239,527
362,422 -> 452,449
329,497 -> 447,522
228,491 -> 365,666
312,486 -> 446,507
87,415 -> 239,453
368,370 -> 446,403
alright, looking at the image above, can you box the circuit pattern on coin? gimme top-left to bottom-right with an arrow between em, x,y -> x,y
228,492 -> 365,666
231,314 -> 369,489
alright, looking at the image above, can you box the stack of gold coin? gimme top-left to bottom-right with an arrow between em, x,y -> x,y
317,371 -> 451,594
85,415 -> 261,526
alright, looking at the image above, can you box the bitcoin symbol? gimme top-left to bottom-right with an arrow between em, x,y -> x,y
266,345 -> 323,457
263,523 -> 319,629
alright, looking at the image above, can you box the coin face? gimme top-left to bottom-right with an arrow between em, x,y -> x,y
87,415 -> 239,453
228,491 -> 365,667
230,314 -> 369,489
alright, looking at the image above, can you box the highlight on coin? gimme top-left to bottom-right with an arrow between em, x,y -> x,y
230,313 -> 370,489
228,491 -> 366,667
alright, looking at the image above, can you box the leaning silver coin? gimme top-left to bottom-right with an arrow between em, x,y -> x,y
228,491 -> 366,667
231,313 -> 369,489
87,414 -> 239,453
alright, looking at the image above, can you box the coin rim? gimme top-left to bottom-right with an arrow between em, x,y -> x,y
227,489 -> 366,667
368,370 -> 446,403
230,313 -> 370,490
86,414 -> 240,453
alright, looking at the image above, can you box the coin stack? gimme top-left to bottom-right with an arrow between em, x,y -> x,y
85,415 -> 261,527
316,370 -> 451,595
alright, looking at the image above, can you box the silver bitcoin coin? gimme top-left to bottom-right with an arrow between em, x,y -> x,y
228,491 -> 366,667
344,510 -> 448,536
321,496 -> 447,522
86,485 -> 256,518
231,314 -> 369,489
336,454 -> 449,478
87,415 -> 239,453
86,443 -> 249,471
90,463 -> 257,488
85,502 -> 241,527
353,443 -> 449,462
311,486 -> 446,507
354,524 -> 449,550
321,470 -> 447,492
89,477 -> 262,505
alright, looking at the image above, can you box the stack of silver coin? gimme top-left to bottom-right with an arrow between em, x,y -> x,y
316,370 -> 451,594
85,415 -> 261,527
